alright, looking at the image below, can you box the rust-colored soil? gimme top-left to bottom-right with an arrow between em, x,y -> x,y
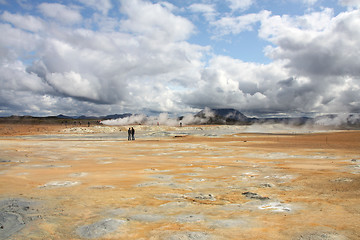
0,124 -> 359,239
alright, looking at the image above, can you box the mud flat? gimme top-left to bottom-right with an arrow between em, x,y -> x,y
0,124 -> 359,239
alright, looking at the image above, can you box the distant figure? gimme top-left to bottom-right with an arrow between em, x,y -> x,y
128,128 -> 131,141
131,127 -> 135,140
88,121 -> 90,127
180,122 -> 182,127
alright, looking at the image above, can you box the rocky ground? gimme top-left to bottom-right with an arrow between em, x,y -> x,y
0,124 -> 359,239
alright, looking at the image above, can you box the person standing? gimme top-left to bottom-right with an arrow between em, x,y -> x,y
131,127 -> 135,140
128,128 -> 131,141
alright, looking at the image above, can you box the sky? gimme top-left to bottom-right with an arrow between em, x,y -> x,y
0,0 -> 360,117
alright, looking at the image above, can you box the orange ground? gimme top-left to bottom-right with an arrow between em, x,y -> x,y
0,124 -> 359,239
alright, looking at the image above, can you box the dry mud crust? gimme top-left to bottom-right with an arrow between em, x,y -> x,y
76,218 -> 127,239
152,231 -> 217,240
0,125 -> 360,239
0,198 -> 41,239
294,229 -> 349,240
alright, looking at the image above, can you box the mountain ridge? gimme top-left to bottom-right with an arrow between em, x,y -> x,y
1,109 -> 359,128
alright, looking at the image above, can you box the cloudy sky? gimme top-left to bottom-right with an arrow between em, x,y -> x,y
0,0 -> 359,117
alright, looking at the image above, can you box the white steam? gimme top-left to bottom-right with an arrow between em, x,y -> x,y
101,108 -> 217,126
101,114 -> 147,126
101,109 -> 360,128
315,113 -> 360,126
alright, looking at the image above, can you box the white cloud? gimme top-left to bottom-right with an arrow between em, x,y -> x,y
260,8 -> 360,79
339,0 -> 360,8
183,47 -> 360,114
0,60 -> 50,93
119,0 -> 195,41
183,55 -> 291,112
46,71 -> 100,102
158,1 -> 178,12
77,0 -> 112,15
16,0 -> 33,10
0,23 -> 40,59
1,0 -> 206,115
259,8 -> 334,42
1,0 -> 359,117
302,0 -> 318,5
212,10 -> 271,36
38,3 -> 82,24
1,11 -> 44,32
189,3 -> 215,13
89,13 -> 119,32
226,0 -> 255,12
201,7 -> 360,114
188,3 -> 217,21
24,26 -> 206,110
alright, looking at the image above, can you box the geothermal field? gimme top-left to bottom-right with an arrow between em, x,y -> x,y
0,124 -> 359,239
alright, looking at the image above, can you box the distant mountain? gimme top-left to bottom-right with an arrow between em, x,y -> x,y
1,110 -> 359,128
54,114 -> 97,120
102,113 -> 132,120
196,108 -> 251,124
212,108 -> 249,122
56,114 -> 73,119
0,113 -> 135,125
54,113 -> 132,120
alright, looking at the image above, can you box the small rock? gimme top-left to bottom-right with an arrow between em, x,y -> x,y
259,183 -> 273,188
331,178 -> 353,183
185,193 -> 216,201
242,192 -> 269,200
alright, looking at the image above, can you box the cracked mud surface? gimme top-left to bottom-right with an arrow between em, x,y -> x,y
0,124 -> 359,239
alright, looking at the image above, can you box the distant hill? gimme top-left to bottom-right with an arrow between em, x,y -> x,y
0,113 -> 132,125
1,110 -> 359,128
195,108 -> 251,124
55,113 -> 132,120
102,113 -> 132,120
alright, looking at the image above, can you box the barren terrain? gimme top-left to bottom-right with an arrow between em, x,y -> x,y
0,124 -> 359,239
